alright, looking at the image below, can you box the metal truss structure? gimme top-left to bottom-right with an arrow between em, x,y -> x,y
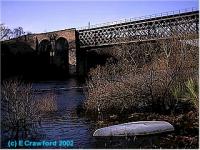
78,9 -> 199,48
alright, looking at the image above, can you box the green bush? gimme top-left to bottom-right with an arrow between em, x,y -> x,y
171,78 -> 199,111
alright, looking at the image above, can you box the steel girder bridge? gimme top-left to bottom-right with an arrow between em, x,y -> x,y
78,8 -> 199,49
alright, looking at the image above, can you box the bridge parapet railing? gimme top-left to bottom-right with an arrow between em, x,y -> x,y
77,7 -> 198,30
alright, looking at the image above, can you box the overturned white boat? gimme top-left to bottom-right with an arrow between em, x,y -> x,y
93,121 -> 174,136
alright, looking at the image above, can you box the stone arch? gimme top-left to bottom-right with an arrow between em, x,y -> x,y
38,39 -> 51,53
38,39 -> 51,64
54,37 -> 69,71
55,37 -> 69,55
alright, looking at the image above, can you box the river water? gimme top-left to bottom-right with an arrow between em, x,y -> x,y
31,78 -> 97,148
1,78 -> 161,148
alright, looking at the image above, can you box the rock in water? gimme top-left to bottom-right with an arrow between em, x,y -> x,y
93,121 -> 174,136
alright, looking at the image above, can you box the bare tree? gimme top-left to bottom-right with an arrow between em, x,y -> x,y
0,24 -> 13,40
1,24 -> 30,41
13,27 -> 25,38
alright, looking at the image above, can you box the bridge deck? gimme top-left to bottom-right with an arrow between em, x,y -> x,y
78,10 -> 199,48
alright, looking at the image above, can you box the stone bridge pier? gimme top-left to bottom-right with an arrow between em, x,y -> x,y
22,28 -> 80,76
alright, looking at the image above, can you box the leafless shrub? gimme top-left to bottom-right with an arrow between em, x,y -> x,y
85,35 -> 198,116
36,92 -> 57,112
1,80 -> 40,139
1,79 -> 58,140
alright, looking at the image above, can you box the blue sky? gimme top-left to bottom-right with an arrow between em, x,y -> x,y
1,0 -> 199,33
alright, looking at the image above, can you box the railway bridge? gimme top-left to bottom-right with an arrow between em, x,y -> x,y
7,8 -> 199,76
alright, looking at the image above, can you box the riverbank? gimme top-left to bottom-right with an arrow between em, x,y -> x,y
82,110 -> 198,148
83,37 -> 199,148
